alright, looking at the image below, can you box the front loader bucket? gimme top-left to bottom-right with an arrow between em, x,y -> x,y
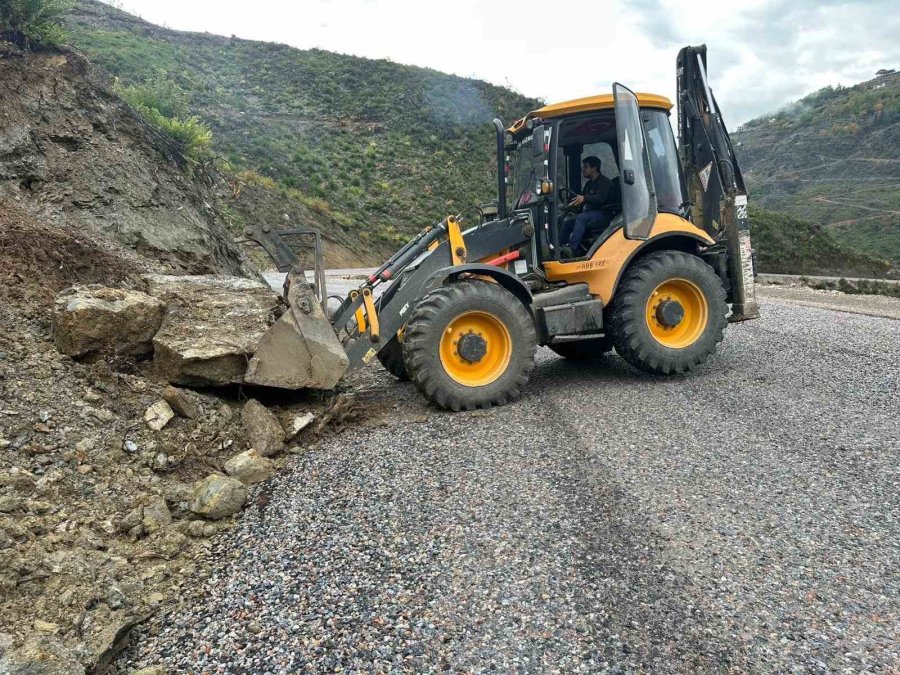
244,269 -> 349,390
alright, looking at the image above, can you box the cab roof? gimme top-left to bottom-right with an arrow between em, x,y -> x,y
507,92 -> 673,136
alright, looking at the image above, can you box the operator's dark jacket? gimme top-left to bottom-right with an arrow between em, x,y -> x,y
581,175 -> 613,212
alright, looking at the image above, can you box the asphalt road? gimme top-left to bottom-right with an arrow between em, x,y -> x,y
123,292 -> 899,673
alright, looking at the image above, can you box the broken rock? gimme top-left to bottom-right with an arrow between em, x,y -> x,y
190,474 -> 248,520
52,286 -> 165,358
286,412 -> 315,440
224,449 -> 275,485
162,385 -> 199,419
145,274 -> 282,387
141,498 -> 173,534
241,399 -> 285,457
144,400 -> 175,431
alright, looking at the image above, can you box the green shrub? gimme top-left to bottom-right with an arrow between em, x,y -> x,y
118,78 -> 212,162
0,0 -> 72,50
118,72 -> 190,119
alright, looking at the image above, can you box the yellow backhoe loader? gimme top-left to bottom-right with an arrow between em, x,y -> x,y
243,45 -> 759,410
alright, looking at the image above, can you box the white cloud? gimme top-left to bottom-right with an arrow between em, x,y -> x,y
102,0 -> 899,125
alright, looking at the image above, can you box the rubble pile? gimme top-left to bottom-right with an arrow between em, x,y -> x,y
0,299 -> 324,672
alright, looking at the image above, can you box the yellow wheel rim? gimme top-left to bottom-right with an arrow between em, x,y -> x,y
439,311 -> 512,386
645,278 -> 708,348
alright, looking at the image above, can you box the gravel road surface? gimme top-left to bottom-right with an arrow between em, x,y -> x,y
122,294 -> 899,673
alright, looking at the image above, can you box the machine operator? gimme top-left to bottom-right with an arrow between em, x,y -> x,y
560,155 -> 615,257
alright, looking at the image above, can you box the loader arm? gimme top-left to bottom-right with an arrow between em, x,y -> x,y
677,44 -> 759,321
334,212 -> 536,371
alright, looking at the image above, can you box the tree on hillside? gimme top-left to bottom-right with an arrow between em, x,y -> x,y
0,0 -> 72,50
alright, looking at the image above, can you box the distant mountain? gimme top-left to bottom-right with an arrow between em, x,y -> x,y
733,72 -> 900,265
65,0 -> 540,263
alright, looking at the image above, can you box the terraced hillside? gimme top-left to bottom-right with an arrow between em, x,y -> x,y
66,0 -> 539,261
733,72 -> 900,264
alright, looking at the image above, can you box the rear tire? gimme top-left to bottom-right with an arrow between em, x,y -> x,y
548,337 -> 613,360
608,250 -> 727,374
377,335 -> 409,381
402,280 -> 537,411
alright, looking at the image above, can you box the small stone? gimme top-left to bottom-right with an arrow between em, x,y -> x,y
162,385 -> 199,419
144,400 -> 175,431
33,620 -> 59,633
0,496 -> 23,513
83,389 -> 103,403
90,408 -> 115,423
0,529 -> 11,549
142,498 -> 172,534
27,500 -> 53,514
123,439 -> 139,453
105,584 -> 127,609
286,412 -> 315,440
74,438 -> 95,454
185,520 -> 218,538
217,403 -> 234,422
241,399 -> 285,457
190,474 -> 248,520
118,505 -> 145,534
33,423 -> 51,434
76,465 -> 92,475
224,449 -> 275,485
132,667 -> 167,675
147,592 -> 166,606
155,530 -> 187,558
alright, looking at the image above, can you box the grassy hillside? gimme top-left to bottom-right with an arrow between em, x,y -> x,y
750,207 -> 895,279
66,0 -> 539,260
733,72 -> 900,264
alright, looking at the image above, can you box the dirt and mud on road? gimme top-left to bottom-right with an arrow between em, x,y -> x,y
118,290 -> 899,673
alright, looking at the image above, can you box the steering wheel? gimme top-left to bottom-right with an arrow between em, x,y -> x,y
557,187 -> 578,205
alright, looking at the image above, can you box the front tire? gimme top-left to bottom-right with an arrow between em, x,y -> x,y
402,280 -> 537,411
608,250 -> 727,374
377,334 -> 409,380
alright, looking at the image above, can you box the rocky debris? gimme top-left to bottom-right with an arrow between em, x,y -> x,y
244,269 -> 349,390
0,635 -> 84,674
145,275 -> 282,387
224,449 -> 275,485
52,286 -> 165,358
190,474 -> 248,520
286,412 -> 315,440
162,386 -> 199,419
143,401 -> 175,432
240,400 -> 285,457
141,498 -> 173,535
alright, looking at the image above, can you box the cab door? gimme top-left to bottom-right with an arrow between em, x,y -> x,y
613,83 -> 657,240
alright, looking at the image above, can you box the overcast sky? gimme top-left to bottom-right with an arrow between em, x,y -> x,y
104,0 -> 899,125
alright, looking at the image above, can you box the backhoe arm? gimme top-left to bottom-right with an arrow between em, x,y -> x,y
677,44 -> 759,321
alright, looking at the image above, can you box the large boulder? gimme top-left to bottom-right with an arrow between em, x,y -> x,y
190,474 -> 248,520
52,286 -> 165,358
144,275 -> 282,387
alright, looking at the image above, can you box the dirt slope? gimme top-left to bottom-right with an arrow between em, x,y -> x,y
0,42 -> 255,280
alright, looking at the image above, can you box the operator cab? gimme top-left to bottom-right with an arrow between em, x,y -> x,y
507,86 -> 688,262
